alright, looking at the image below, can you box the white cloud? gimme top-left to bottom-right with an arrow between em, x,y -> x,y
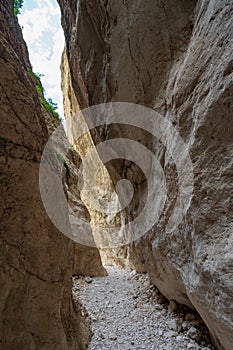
19,0 -> 65,118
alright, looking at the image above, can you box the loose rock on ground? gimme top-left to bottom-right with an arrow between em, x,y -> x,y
73,267 -> 215,350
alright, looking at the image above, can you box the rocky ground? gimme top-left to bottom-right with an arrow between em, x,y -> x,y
72,267 -> 215,350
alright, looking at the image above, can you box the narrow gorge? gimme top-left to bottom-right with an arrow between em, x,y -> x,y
0,0 -> 232,350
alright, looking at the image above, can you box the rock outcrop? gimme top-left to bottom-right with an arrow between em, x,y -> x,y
58,1 -> 233,349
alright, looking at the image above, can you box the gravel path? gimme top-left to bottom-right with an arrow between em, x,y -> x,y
73,267 -> 215,350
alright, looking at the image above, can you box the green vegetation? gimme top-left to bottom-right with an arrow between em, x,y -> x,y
14,0 -> 24,16
28,67 -> 62,121
57,153 -> 71,184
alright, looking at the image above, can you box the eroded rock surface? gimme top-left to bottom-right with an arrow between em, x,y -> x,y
44,83 -> 106,278
58,1 -> 233,349
61,49 -> 132,268
0,1 -> 94,348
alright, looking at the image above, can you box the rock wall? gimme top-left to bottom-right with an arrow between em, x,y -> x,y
61,49 -> 132,268
58,0 -> 233,349
60,145 -> 107,277
0,0 -> 99,348
44,73 -> 106,278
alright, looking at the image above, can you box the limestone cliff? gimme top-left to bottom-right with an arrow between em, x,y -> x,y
61,49 -> 132,267
43,77 -> 106,278
58,1 -> 233,349
0,0 -> 95,348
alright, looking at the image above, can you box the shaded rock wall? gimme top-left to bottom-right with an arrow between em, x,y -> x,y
44,78 -> 106,278
58,0 -> 233,349
60,147 -> 107,277
0,0 -> 94,348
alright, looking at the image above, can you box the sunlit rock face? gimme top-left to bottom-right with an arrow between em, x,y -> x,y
58,0 -> 233,349
0,1 -> 93,348
61,49 -> 133,267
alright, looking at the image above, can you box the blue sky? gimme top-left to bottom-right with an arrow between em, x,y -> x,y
19,0 -> 65,119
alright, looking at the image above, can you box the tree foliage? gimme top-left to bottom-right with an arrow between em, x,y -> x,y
28,67 -> 62,122
14,0 -> 24,16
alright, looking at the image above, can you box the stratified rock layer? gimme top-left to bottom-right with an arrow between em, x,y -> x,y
58,0 -> 233,349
